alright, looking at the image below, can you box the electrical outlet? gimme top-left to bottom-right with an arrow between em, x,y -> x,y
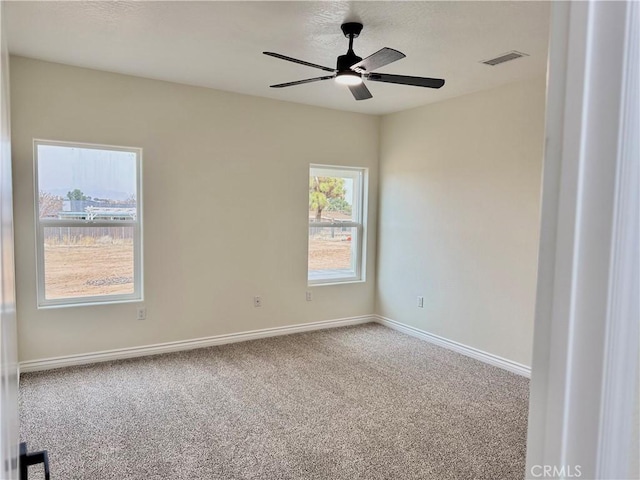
417,296 -> 424,308
137,306 -> 146,320
254,296 -> 262,308
306,291 -> 313,301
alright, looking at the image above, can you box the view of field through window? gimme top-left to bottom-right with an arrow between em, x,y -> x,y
308,169 -> 358,280
37,144 -> 139,301
43,227 -> 134,299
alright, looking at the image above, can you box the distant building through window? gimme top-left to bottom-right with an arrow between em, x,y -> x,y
34,140 -> 143,307
308,165 -> 366,285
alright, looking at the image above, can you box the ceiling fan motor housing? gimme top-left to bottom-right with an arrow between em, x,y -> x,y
336,52 -> 362,72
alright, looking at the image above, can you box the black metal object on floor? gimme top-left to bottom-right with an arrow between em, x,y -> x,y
19,442 -> 50,480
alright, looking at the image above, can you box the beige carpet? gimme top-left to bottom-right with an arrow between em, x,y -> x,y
20,324 -> 529,479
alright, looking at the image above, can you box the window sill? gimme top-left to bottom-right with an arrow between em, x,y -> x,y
37,297 -> 143,310
307,279 -> 366,287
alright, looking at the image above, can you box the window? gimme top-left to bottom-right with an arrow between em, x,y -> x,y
308,165 -> 366,285
34,140 -> 143,307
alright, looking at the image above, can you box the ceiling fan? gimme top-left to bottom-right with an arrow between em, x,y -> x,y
263,22 -> 445,101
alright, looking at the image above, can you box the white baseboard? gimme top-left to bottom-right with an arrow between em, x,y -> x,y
19,314 -> 531,378
375,315 -> 531,378
19,315 -> 375,373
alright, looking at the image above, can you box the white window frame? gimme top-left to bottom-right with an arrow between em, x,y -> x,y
308,164 -> 367,286
33,139 -> 144,308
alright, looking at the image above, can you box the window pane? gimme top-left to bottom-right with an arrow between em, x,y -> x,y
37,145 -> 137,221
43,226 -> 134,300
309,173 -> 357,222
308,226 -> 357,281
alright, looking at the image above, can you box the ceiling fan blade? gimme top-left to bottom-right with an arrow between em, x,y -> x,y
263,52 -> 336,73
367,73 -> 445,89
270,76 -> 335,88
350,48 -> 406,73
348,82 -> 373,101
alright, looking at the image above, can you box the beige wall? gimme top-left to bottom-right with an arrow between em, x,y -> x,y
10,56 -> 379,362
377,77 -> 546,366
11,56 -> 545,367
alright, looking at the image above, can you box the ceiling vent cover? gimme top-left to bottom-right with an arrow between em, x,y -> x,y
481,51 -> 529,66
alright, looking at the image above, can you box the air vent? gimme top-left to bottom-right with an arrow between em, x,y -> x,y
481,51 -> 529,66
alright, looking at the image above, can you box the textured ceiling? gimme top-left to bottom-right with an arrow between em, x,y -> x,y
6,1 -> 550,115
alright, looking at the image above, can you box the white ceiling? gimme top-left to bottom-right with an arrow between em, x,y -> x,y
6,1 -> 550,115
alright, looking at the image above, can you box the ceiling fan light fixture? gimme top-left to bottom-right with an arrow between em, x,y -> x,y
335,71 -> 363,86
